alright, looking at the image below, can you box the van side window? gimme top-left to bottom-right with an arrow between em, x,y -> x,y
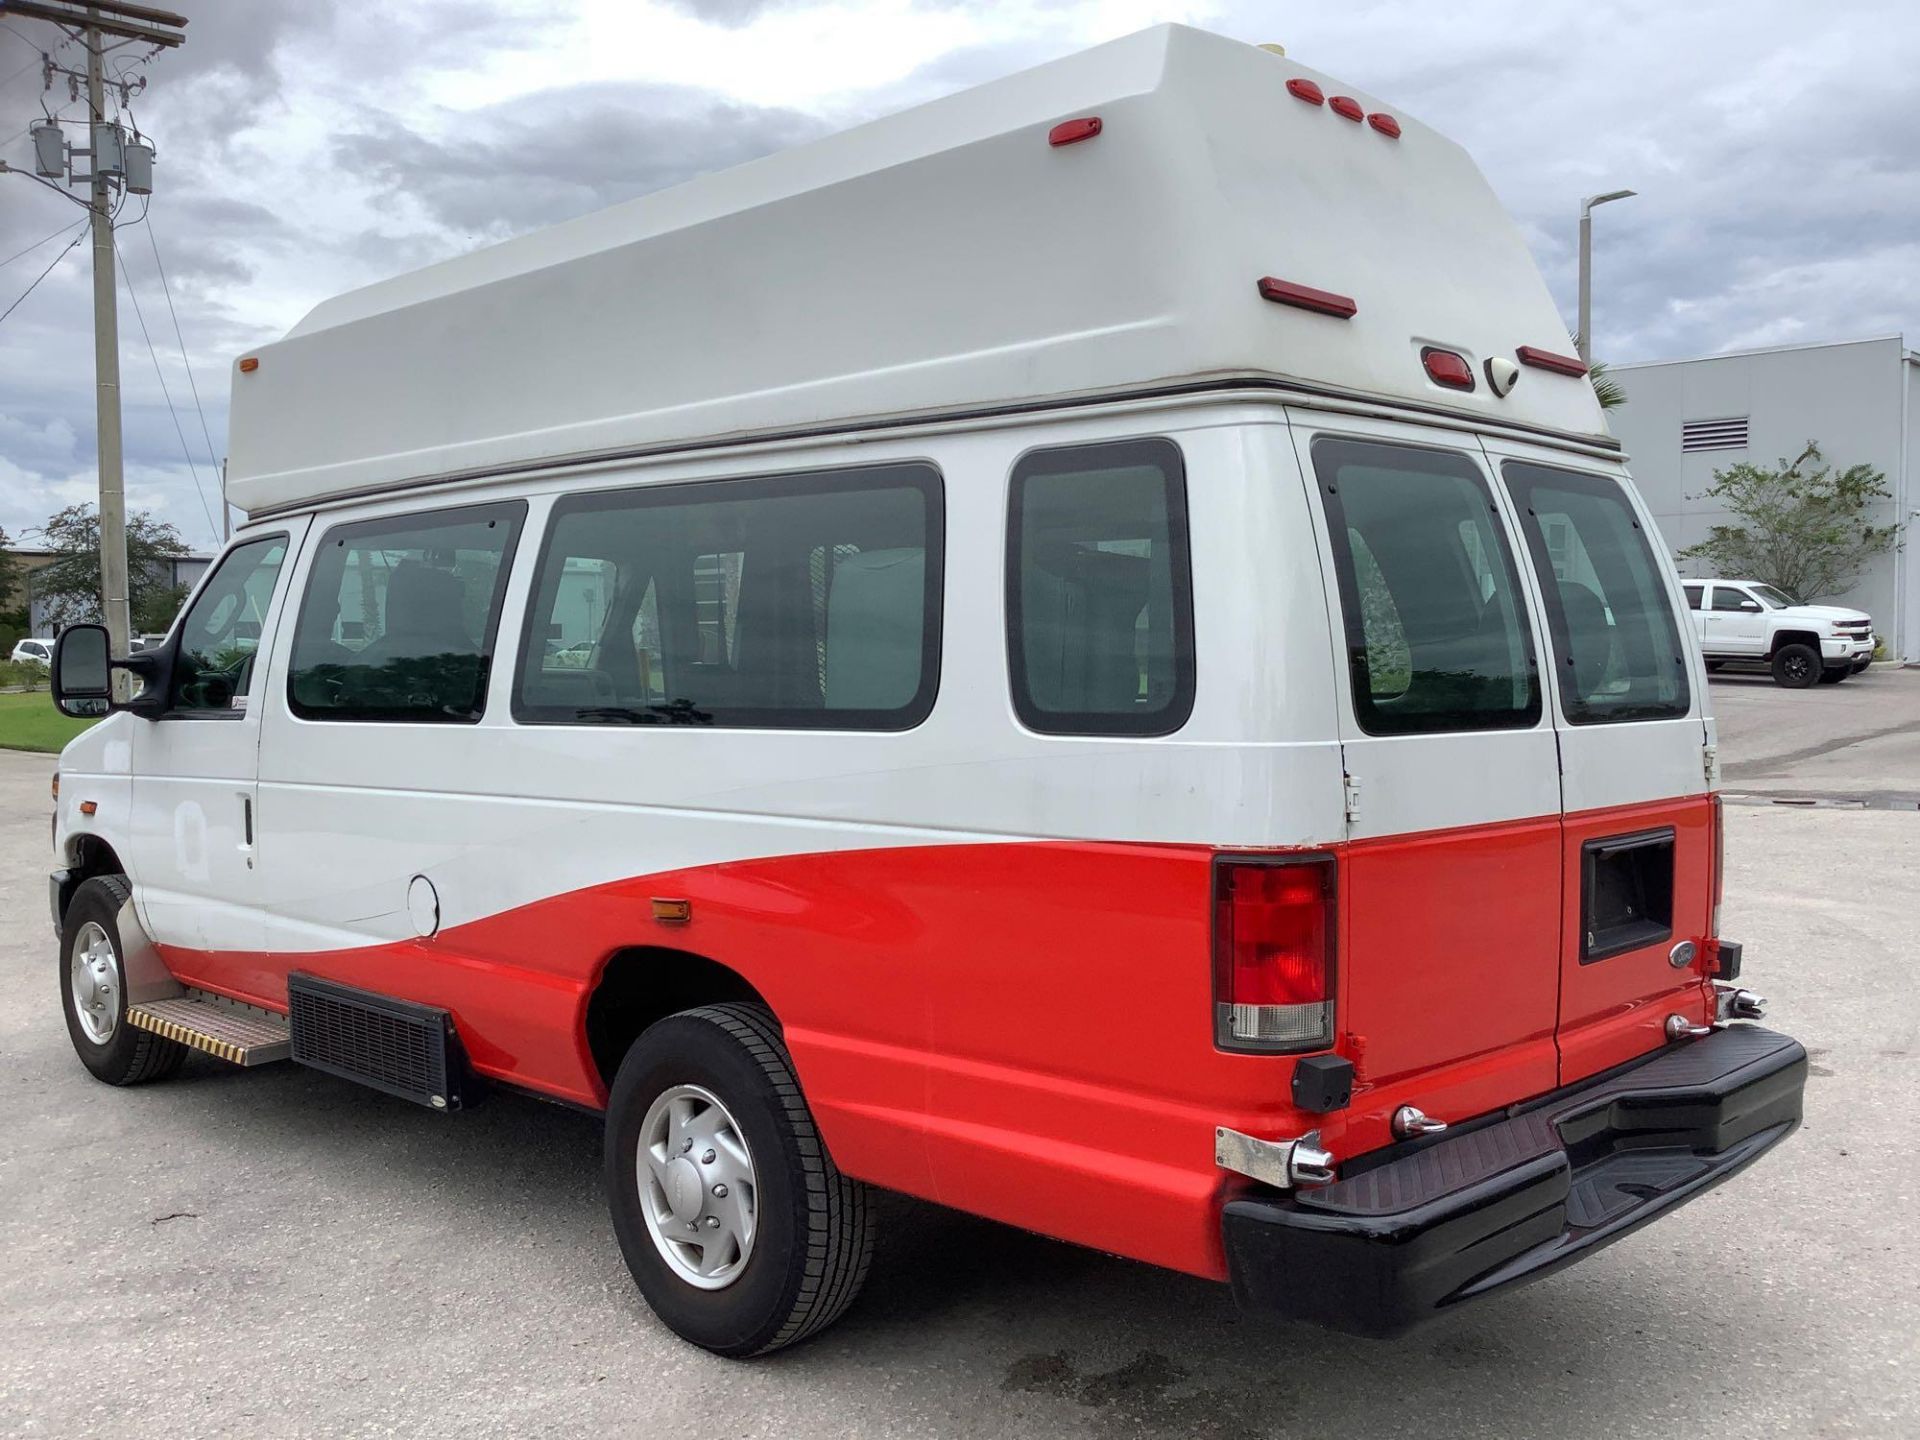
287,502 -> 524,723
1501,462 -> 1690,724
1312,438 -> 1540,735
1006,438 -> 1195,737
514,464 -> 942,730
169,534 -> 288,714
1683,583 -> 1704,611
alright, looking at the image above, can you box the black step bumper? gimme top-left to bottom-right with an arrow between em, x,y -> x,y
1222,1024 -> 1806,1337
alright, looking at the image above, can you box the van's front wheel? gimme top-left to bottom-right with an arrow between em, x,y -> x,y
59,876 -> 187,1085
605,1004 -> 874,1356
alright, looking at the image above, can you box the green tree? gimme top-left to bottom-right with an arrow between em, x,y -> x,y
1678,442 -> 1901,602
0,525 -> 22,613
26,505 -> 194,631
1587,359 -> 1625,410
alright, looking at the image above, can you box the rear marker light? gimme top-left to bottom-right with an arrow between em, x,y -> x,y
1048,116 -> 1102,147
1214,856 -> 1336,1053
1285,78 -> 1324,105
1367,112 -> 1401,138
1421,347 -> 1475,391
1516,344 -> 1589,377
1257,277 -> 1358,319
1328,95 -> 1365,122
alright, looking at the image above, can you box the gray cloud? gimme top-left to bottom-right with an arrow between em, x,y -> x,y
4,0 -> 1919,555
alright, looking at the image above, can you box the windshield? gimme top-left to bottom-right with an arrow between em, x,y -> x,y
1750,583 -> 1796,608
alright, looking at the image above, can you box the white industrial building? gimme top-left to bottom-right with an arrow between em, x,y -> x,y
1609,335 -> 1919,662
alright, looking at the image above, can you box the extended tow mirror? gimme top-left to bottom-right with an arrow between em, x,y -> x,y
51,624 -> 169,719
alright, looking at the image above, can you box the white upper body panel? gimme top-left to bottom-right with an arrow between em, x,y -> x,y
226,23 -> 1605,515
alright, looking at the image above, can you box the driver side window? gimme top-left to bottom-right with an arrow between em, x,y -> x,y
169,535 -> 289,714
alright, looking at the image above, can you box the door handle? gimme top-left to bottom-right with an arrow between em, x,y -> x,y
238,791 -> 254,866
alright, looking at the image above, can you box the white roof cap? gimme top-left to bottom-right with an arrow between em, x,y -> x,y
227,24 -> 1603,514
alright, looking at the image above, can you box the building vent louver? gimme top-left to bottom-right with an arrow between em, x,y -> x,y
1681,417 -> 1749,452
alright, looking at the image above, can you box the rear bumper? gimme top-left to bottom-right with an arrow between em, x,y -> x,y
1221,1024 -> 1805,1337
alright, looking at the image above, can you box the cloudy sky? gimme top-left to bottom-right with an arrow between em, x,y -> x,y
3,0 -> 1916,554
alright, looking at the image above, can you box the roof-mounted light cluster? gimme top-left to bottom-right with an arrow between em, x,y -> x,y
1285,75 -> 1399,139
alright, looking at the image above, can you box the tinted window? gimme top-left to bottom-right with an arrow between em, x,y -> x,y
1007,438 -> 1194,736
169,534 -> 287,714
1312,438 -> 1540,735
288,503 -> 523,723
516,464 -> 941,730
1750,584 -> 1795,608
1682,583 -> 1704,611
1711,586 -> 1755,612
1502,463 -> 1690,724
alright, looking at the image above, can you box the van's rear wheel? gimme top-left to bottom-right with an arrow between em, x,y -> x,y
59,876 -> 187,1085
1771,643 -> 1820,688
605,1003 -> 874,1356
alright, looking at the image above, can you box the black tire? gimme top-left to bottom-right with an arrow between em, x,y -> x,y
605,1003 -> 874,1357
59,875 -> 188,1085
1704,660 -> 1725,672
1818,666 -> 1848,685
1771,643 -> 1820,689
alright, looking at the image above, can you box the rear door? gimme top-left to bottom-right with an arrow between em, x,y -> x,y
1289,411 -> 1563,1128
1482,438 -> 1714,1081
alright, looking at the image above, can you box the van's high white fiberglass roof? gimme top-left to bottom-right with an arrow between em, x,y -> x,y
225,24 -> 1604,514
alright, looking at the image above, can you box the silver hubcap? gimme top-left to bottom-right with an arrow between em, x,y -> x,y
68,921 -> 120,1046
638,1084 -> 758,1289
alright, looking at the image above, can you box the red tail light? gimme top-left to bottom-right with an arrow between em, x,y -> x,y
1214,856 -> 1336,1053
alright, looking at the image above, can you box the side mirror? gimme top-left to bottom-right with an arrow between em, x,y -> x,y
50,625 -> 112,718
1740,600 -> 1763,612
51,624 -> 172,719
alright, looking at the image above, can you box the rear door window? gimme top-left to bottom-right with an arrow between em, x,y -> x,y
1501,462 -> 1690,724
1311,437 -> 1540,735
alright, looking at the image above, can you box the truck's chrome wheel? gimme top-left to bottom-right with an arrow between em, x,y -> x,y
68,921 -> 120,1046
638,1083 -> 758,1289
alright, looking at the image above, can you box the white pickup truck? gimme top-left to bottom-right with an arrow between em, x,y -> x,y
1682,578 -> 1875,687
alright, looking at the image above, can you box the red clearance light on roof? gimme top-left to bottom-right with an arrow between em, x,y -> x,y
1285,78 -> 1324,105
1328,95 -> 1364,122
1048,116 -> 1103,147
1214,856 -> 1336,1053
1367,112 -> 1401,138
1517,345 -> 1589,377
1421,347 -> 1476,391
1257,276 -> 1358,319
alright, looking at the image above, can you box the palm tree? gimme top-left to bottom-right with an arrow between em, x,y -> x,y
1588,359 -> 1626,410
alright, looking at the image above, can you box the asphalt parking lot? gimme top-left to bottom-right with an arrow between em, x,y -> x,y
2,674 -> 1916,1439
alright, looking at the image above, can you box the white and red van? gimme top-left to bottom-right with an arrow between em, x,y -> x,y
47,25 -> 1802,1356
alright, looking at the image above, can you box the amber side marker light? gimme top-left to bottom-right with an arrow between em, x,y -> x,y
79,800 -> 98,816
1257,276 -> 1358,319
1516,345 -> 1589,377
238,356 -> 259,373
651,897 -> 692,924
1048,116 -> 1102,147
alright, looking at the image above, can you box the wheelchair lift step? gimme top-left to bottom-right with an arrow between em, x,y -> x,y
127,990 -> 291,1066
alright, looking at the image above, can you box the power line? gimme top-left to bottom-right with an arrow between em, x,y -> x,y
0,215 -> 84,269
140,213 -> 219,483
112,229 -> 220,544
0,219 -> 83,325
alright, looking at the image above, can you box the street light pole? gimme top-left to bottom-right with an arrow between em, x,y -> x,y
1577,189 -> 1636,364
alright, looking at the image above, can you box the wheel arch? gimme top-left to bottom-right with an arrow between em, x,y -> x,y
584,945 -> 774,1091
1766,628 -> 1821,658
56,832 -> 129,931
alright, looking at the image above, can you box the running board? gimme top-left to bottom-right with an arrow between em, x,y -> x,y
127,990 -> 292,1066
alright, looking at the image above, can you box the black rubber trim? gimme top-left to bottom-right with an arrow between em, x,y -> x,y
1221,1025 -> 1806,1337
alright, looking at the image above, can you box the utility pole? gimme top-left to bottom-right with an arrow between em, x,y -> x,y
2,0 -> 186,689
1576,188 -> 1636,365
83,15 -> 131,684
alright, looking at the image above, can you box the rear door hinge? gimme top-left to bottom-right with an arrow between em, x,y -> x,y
1704,743 -> 1720,789
1343,772 -> 1362,825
